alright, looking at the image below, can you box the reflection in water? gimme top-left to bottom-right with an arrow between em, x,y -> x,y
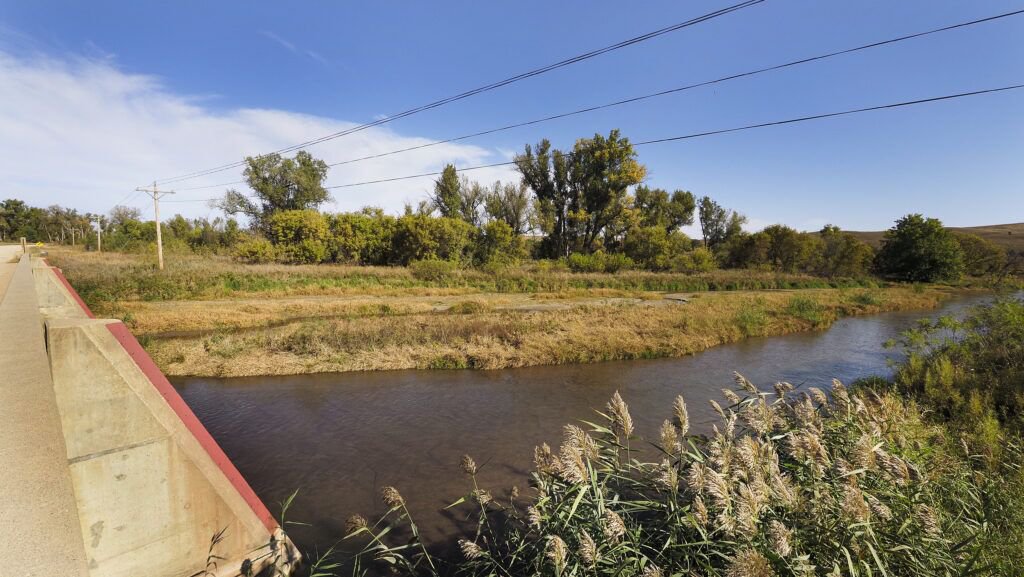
172,294 -> 989,553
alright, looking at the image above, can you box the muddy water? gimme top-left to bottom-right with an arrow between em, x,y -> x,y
172,293 -> 991,554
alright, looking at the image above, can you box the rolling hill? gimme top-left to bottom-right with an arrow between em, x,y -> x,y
847,223 -> 1024,252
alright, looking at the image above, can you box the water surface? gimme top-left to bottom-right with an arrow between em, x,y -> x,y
172,293 -> 990,552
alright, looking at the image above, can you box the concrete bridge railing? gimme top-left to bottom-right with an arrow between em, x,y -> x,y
1,247 -> 298,577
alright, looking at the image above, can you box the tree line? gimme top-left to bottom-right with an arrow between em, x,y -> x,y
3,130 -> 1016,281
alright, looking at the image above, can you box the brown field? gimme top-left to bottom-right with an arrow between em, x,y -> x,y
847,222 -> 1024,251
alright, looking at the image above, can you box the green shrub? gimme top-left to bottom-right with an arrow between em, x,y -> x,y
566,252 -> 605,273
672,247 -> 717,273
602,252 -> 633,273
786,295 -> 825,325
267,209 -> 331,264
409,258 -> 458,282
232,237 -> 276,263
891,298 -> 1024,445
734,301 -> 768,336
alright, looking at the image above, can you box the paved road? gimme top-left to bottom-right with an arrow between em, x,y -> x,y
0,245 -> 90,576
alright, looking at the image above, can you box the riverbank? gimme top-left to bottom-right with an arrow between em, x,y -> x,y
47,249 -> 955,377
150,286 -> 947,376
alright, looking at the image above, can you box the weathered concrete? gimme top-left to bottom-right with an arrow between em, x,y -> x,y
1,247 -> 296,577
0,247 -> 91,577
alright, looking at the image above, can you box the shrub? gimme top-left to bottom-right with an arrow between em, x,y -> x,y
734,300 -> 768,336
891,298 -> 1024,444
566,252 -> 605,273
409,258 -> 458,282
672,247 -> 717,273
232,237 -> 276,263
786,295 -> 826,325
601,252 -> 633,273
474,220 -> 524,267
267,209 -> 331,264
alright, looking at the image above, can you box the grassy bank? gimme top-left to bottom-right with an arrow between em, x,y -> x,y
144,287 -> 946,377
46,249 -> 953,377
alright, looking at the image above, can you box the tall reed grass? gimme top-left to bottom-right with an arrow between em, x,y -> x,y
325,376 -> 1024,576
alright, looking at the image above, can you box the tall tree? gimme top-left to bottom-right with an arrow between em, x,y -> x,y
515,129 -> 645,257
484,180 -> 532,235
698,196 -> 745,250
876,214 -> 964,282
220,150 -> 330,232
431,164 -> 464,220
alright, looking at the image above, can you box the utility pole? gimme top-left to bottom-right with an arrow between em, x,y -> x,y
135,181 -> 175,270
94,218 -> 102,254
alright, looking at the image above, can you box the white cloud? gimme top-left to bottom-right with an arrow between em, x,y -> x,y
258,30 -> 296,53
0,50 -> 517,218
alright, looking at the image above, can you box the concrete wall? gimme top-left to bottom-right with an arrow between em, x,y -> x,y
31,258 -> 298,577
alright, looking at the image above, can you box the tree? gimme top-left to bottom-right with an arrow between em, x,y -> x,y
515,130 -> 646,257
484,180 -> 532,236
220,150 -> 330,232
954,233 -> 1007,277
817,225 -> 874,277
110,205 -> 142,227
431,165 -> 464,220
698,196 -> 746,251
875,214 -> 964,282
634,186 -> 695,233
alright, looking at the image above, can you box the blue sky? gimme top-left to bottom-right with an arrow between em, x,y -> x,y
1,0 -> 1021,231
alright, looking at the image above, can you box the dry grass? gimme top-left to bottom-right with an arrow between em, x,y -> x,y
144,287 -> 950,377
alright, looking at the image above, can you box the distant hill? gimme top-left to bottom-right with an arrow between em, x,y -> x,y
847,223 -> 1024,252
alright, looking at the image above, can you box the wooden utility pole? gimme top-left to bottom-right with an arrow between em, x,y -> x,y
135,182 -> 175,270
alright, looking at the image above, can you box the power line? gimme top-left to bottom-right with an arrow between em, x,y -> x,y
170,8 -> 1024,195
160,83 -> 1024,202
321,9 -> 1024,168
152,0 -> 765,186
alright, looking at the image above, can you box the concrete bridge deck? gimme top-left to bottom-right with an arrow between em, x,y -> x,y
0,245 -> 90,576
0,244 -> 296,577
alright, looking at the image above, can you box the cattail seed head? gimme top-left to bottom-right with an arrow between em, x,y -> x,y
733,372 -> 759,395
710,399 -> 727,419
727,548 -> 775,577
603,510 -> 626,542
607,391 -> 634,437
459,539 -> 484,560
722,388 -> 741,405
768,520 -> 792,557
866,493 -> 892,521
773,381 -> 794,397
380,486 -> 404,509
674,395 -> 690,436
527,506 -> 543,530
692,495 -> 709,528
578,530 -> 597,566
808,387 -> 829,406
546,535 -> 567,569
460,454 -> 477,476
659,420 -> 680,454
344,514 -> 367,535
